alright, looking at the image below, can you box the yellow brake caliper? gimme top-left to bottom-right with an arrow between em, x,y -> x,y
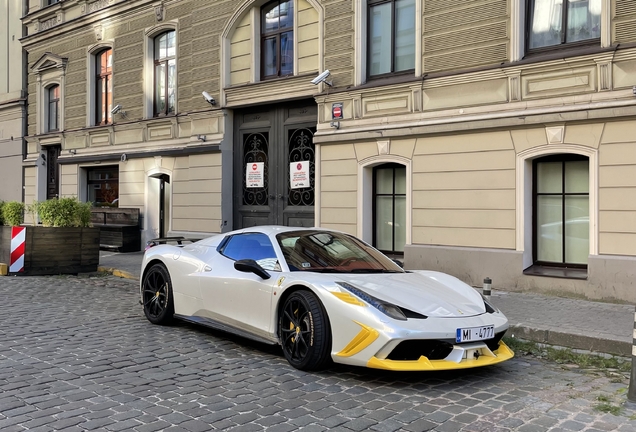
290,307 -> 299,342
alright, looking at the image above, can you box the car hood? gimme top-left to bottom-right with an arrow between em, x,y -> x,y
335,271 -> 486,318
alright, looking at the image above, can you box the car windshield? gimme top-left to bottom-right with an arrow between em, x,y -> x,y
276,230 -> 404,273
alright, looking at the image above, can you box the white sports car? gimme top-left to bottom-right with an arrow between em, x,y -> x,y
140,226 -> 513,371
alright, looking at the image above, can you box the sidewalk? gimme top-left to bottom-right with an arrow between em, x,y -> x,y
99,250 -> 634,358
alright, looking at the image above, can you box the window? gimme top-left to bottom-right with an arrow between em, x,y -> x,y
368,0 -> 415,78
47,85 -> 60,132
527,0 -> 601,51
46,0 -> 59,5
87,166 -> 119,207
95,49 -> 112,125
220,233 -> 279,270
373,164 -> 406,254
533,155 -> 589,267
261,0 -> 294,79
154,31 -> 176,116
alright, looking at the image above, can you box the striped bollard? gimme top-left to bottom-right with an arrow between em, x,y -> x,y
10,226 -> 26,273
629,306 -> 636,402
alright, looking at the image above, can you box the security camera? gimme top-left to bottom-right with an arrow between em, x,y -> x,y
311,70 -> 332,86
202,91 -> 216,106
110,104 -> 122,115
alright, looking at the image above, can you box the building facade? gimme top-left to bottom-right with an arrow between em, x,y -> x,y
0,0 -> 27,202
20,0 -> 636,302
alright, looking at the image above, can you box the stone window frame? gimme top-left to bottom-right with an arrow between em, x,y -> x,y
31,52 -> 67,135
510,0 -> 611,62
143,21 -> 179,119
86,42 -> 114,127
516,144 -> 598,271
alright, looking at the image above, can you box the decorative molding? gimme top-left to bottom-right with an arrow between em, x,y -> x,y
509,75 -> 521,101
545,125 -> 565,144
154,2 -> 165,22
93,24 -> 103,41
598,62 -> 611,91
83,0 -> 111,15
377,140 -> 390,155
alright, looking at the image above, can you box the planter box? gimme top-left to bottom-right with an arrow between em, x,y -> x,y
90,208 -> 141,252
0,226 -> 100,275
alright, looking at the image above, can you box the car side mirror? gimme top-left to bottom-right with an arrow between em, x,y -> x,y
234,259 -> 271,280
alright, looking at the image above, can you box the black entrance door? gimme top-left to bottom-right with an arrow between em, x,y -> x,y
46,145 -> 61,200
234,101 -> 316,229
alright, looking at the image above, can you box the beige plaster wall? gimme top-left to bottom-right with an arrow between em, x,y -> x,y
598,120 -> 636,256
320,143 -> 357,234
411,132 -> 516,249
297,0 -> 319,74
230,14 -> 251,86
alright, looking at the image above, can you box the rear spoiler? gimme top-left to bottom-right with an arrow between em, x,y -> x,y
145,236 -> 196,250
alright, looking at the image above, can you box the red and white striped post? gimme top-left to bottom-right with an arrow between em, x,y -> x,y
629,306 -> 636,402
9,226 -> 26,273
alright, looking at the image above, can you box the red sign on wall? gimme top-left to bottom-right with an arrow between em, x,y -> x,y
332,102 -> 343,120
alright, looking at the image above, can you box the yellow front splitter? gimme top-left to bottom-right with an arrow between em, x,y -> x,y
367,341 -> 514,371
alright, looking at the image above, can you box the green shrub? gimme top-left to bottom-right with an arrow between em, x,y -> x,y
0,200 -> 4,225
26,201 -> 39,226
37,197 -> 92,228
3,201 -> 25,226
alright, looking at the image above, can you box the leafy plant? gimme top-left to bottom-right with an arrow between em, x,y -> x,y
0,200 -> 4,225
3,201 -> 25,227
36,197 -> 92,228
26,201 -> 40,226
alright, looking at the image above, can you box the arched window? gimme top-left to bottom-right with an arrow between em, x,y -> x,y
261,0 -> 294,79
373,163 -> 406,253
154,31 -> 176,116
47,85 -> 60,132
95,48 -> 113,125
533,154 -> 589,267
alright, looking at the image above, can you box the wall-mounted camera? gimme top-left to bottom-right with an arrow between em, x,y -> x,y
110,104 -> 123,115
311,70 -> 332,87
202,91 -> 216,106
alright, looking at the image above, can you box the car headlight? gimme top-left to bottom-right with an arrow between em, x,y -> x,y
481,294 -> 499,313
336,282 -> 407,321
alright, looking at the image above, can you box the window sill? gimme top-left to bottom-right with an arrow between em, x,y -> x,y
523,265 -> 587,280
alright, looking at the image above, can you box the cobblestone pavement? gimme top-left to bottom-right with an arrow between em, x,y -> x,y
1,275 -> 635,432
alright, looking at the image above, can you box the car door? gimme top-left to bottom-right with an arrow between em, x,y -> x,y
199,233 -> 280,338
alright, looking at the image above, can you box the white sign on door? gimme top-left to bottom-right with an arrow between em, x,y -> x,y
290,161 -> 310,189
246,162 -> 264,188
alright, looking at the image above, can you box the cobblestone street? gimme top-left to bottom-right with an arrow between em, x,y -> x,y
1,275 -> 635,432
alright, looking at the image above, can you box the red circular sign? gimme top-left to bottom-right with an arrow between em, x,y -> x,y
297,163 -> 302,170
333,106 -> 342,118
252,164 -> 257,170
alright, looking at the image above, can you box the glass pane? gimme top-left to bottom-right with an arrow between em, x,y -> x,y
395,0 -> 415,72
567,0 -> 601,43
376,167 -> 394,194
280,0 -> 293,29
394,196 -> 406,252
106,76 -> 112,122
369,3 -> 392,76
565,195 -> 589,264
537,195 -> 563,263
281,31 -> 293,75
564,160 -> 588,193
395,166 -> 406,194
49,101 -> 58,131
263,2 -> 280,33
167,59 -> 176,114
97,77 -> 104,123
155,63 -> 166,114
529,0 -> 563,49
375,196 -> 393,251
263,37 -> 277,76
537,161 -> 562,193
155,31 -> 175,59
243,132 -> 269,206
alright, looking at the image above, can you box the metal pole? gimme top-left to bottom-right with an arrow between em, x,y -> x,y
629,306 -> 636,402
483,277 -> 492,297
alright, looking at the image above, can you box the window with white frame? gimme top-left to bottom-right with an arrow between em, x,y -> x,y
47,84 -> 60,132
154,30 -> 176,116
373,163 -> 406,254
367,0 -> 415,78
527,0 -> 601,52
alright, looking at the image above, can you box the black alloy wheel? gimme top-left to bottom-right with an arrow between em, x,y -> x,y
142,263 -> 174,325
279,290 -> 332,371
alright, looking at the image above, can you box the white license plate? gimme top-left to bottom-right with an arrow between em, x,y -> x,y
456,325 -> 494,343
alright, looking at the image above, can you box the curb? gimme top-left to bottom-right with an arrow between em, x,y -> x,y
509,324 -> 631,358
98,266 -> 138,281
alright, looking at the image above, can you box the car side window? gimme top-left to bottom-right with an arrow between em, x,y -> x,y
220,233 -> 279,271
